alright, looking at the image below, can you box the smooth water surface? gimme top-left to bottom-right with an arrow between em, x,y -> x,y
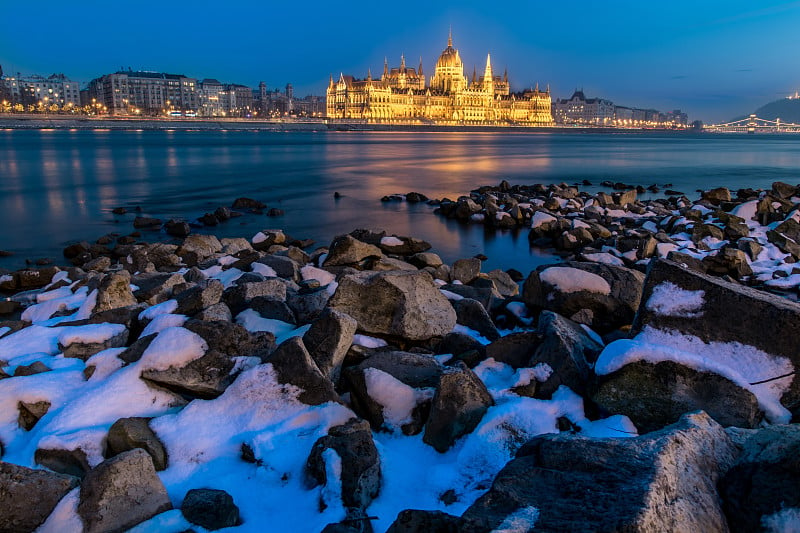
1,129 -> 799,273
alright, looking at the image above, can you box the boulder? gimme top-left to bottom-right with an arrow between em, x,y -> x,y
303,308 -> 357,383
265,337 -> 339,406
196,302 -> 233,322
451,258 -> 481,284
720,424 -> 800,532
18,400 -> 50,430
252,229 -> 286,251
436,332 -> 487,363
175,279 -> 224,316
450,298 -> 500,341
701,187 -> 732,205
106,417 -> 168,471
486,269 -> 519,297
323,235 -> 382,267
164,219 -> 191,237
60,325 -> 129,362
329,270 -> 456,341
423,362 -> 494,452
232,197 -> 266,210
485,331 -> 542,369
256,254 -> 301,280
14,361 -> 50,377
632,258 -> 800,409
94,270 -> 137,313
177,234 -> 222,265
530,311 -> 603,399
34,447 -> 92,478
523,261 -> 646,333
223,278 -> 288,315
133,216 -> 161,228
249,296 -> 297,323
344,351 -> 443,432
378,236 -> 431,256
78,449 -> 172,533
287,286 -> 332,324
181,488 -> 240,530
460,412 -> 737,533
0,462 -> 79,533
385,510 -> 461,533
306,419 -> 381,510
132,272 -> 185,304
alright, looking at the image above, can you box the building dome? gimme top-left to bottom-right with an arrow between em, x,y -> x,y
436,32 -> 463,70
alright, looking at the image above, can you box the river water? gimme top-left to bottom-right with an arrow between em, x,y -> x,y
1,129 -> 799,273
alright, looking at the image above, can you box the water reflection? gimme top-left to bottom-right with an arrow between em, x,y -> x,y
2,130 -> 800,272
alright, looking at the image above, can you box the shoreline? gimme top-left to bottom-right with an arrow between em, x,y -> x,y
0,114 -> 699,134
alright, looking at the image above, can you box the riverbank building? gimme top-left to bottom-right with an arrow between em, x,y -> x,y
326,32 -> 553,126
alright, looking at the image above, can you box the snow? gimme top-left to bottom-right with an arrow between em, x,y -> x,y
84,347 -> 126,381
21,287 -> 89,324
251,262 -> 278,278
493,506 -> 540,533
381,236 -> 405,247
0,325 -> 65,361
539,267 -> 611,295
36,487 -> 82,533
125,510 -> 193,533
352,334 -> 388,348
731,200 -> 759,223
364,368 -> 434,432
139,299 -> 178,321
645,281 -> 705,318
595,326 -> 793,424
57,323 -> 127,347
236,309 -> 299,340
0,326 -> 10,339
301,265 -> 336,287
320,448 -> 345,513
137,327 -> 208,372
765,274 -> 800,289
531,211 -> 556,229
36,287 -> 74,303
207,266 -> 244,288
582,252 -> 625,266
252,231 -> 267,244
440,289 -> 464,300
140,313 -> 188,337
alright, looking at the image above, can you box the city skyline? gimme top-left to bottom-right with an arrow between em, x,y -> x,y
2,0 -> 799,123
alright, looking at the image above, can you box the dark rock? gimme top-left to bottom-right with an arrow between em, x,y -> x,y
461,412 -> 736,533
423,362 -> 494,452
60,325 -> 129,361
141,348 -> 243,399
181,488 -> 240,530
438,284 -> 494,310
0,462 -> 79,533
329,270 -> 456,341
720,424 -> 800,532
15,267 -> 60,290
324,235 -> 382,267
252,229 -> 286,251
485,331 -> 542,369
164,218 -> 191,237
701,187 -> 732,205
174,279 -> 224,316
78,449 -> 172,533
14,361 -> 51,377
223,278 -> 288,315
132,272 -> 185,304
18,400 -> 51,430
303,308 -> 357,383
523,262 -> 645,333
386,510 -> 460,533
118,333 -> 156,364
451,258 -> 481,284
133,216 -> 162,228
106,417 -> 168,471
249,296 -> 297,323
306,419 -> 381,509
256,254 -> 301,280
177,234 -> 222,266
267,207 -> 285,217
436,332 -> 487,362
405,192 -> 429,203
377,236 -> 432,256
232,197 -> 266,210
94,270 -> 137,313
450,298 -> 500,341
287,286 -> 332,323
265,337 -> 339,406
771,181 -> 797,199
214,206 -> 233,221
34,447 -> 92,478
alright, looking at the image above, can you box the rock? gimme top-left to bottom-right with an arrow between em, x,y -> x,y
181,488 -> 240,530
15,267 -> 60,290
164,218 -> 191,237
324,235 -> 382,267
232,197 -> 266,210
83,256 -> 111,272
18,400 -> 51,430
132,216 -> 161,228
306,419 -> 381,509
63,241 -> 90,260
767,218 -> 800,257
485,331 -> 542,369
14,361 -> 51,376
78,449 -> 172,533
344,351 -> 443,432
593,360 -> 763,433
462,412 -> 737,532
436,332 -> 487,363
60,326 -> 129,361
252,229 -> 286,251
106,417 -> 168,471
256,254 -> 301,280
455,197 -> 482,220
34,447 -> 92,478
196,302 -> 233,322
223,278 -> 288,315
405,192 -> 429,203
691,222 -> 725,244
175,279 -> 224,316
303,308 -> 357,383
450,298 -> 500,341
702,246 -> 753,278
94,270 -> 137,313
451,258 -> 481,284
771,181 -> 797,199
220,237 -> 253,255
439,283 -> 494,310
720,424 -> 800,532
385,510 -> 461,533
265,337 -> 339,406
531,311 -> 603,399
377,236 -> 432,256
0,462 -> 79,533
177,234 -> 222,265
132,272 -> 185,304
368,256 -> 418,272
737,238 -> 763,261
118,333 -> 156,364
701,187 -> 732,205
408,252 -> 443,269
199,212 -> 219,226
249,296 -> 296,323
287,286 -> 332,323
423,362 -> 494,453
523,262 -> 646,333
329,270 -> 456,341
486,269 -> 519,297
632,258 -> 800,409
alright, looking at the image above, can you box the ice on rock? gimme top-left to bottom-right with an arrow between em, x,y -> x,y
531,211 -> 556,229
539,267 -> 611,295
645,281 -> 705,318
0,325 -> 65,361
84,347 -> 126,381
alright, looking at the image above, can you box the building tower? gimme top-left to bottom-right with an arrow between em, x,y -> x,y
429,29 -> 466,93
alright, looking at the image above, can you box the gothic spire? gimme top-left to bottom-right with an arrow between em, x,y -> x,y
472,65 -> 477,85
383,57 -> 388,78
483,53 -> 493,85
448,26 -> 453,47
400,54 -> 406,71
418,56 -> 424,76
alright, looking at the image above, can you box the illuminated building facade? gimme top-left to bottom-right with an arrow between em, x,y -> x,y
326,32 -> 553,126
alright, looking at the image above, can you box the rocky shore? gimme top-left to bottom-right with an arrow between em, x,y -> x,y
1,184 -> 800,532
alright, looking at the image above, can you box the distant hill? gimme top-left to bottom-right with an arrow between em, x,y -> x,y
738,97 -> 800,123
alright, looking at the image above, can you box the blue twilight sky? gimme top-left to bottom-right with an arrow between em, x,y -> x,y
1,0 -> 799,122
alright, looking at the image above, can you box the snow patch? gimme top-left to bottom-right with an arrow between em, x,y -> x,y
138,327 -> 208,372
139,299 -> 178,321
492,506 -> 540,533
381,236 -> 405,247
645,281 -> 705,317
364,368 -> 434,431
57,323 -> 127,347
540,267 -> 611,295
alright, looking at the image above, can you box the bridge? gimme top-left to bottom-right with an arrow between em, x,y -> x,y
705,114 -> 800,133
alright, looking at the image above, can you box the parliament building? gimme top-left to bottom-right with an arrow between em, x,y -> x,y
326,32 -> 553,126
